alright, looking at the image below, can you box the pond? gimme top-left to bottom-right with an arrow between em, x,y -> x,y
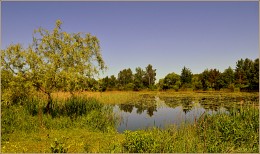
113,96 -> 245,133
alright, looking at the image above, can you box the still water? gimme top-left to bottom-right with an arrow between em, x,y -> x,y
113,96 -> 229,133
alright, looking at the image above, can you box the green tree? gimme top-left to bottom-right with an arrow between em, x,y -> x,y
85,78 -> 99,91
143,64 -> 156,88
218,66 -> 235,89
235,59 -> 247,89
162,72 -> 181,90
180,66 -> 192,88
117,68 -> 134,90
1,44 -> 39,105
250,58 -> 259,90
157,79 -> 165,90
200,69 -> 221,90
200,69 -> 211,90
100,76 -> 109,91
208,69 -> 221,90
109,75 -> 117,90
133,67 -> 145,91
234,58 -> 259,91
1,20 -> 106,111
192,74 -> 203,90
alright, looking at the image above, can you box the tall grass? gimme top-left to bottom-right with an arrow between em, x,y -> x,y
196,105 -> 259,152
1,96 -> 118,142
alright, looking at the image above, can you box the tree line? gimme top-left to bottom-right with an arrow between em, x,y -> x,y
77,58 -> 258,92
159,58 -> 259,91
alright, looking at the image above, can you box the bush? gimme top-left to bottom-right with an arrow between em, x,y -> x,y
125,83 -> 135,91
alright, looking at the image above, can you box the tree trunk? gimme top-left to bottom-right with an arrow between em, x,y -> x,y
149,76 -> 151,86
46,93 -> 52,114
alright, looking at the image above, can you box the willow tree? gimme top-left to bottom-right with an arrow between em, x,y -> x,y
1,20 -> 106,111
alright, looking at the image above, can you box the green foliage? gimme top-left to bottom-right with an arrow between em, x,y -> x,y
125,83 -> 135,91
220,66 -> 235,89
84,78 -> 100,91
31,20 -> 106,94
1,69 -> 36,105
143,64 -> 156,88
116,64 -> 157,91
200,69 -> 211,90
180,66 -> 192,88
235,58 -> 259,91
96,58 -> 258,92
133,67 -> 146,91
1,20 -> 106,105
117,68 -> 134,90
99,75 -> 118,91
161,72 -> 181,90
192,74 -> 203,90
208,69 -> 221,90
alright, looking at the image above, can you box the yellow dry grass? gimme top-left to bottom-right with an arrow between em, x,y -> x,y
51,91 -> 142,104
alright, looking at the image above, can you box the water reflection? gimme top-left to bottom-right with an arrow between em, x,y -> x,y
118,104 -> 134,113
114,95 -> 257,133
114,102 -> 211,133
118,103 -> 157,117
147,106 -> 157,117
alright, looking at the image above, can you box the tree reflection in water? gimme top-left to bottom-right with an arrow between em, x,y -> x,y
117,96 -> 254,117
119,104 -> 134,113
146,106 -> 157,117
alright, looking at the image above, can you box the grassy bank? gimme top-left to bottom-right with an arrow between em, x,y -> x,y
1,93 -> 259,153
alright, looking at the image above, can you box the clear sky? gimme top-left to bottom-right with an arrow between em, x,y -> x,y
2,1 -> 259,81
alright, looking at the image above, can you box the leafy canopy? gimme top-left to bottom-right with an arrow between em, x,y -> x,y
1,20 -> 106,100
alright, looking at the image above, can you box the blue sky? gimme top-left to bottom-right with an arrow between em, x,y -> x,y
2,1 -> 259,81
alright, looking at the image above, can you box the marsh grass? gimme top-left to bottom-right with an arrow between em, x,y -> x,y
1,91 -> 259,153
1,96 -> 118,147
